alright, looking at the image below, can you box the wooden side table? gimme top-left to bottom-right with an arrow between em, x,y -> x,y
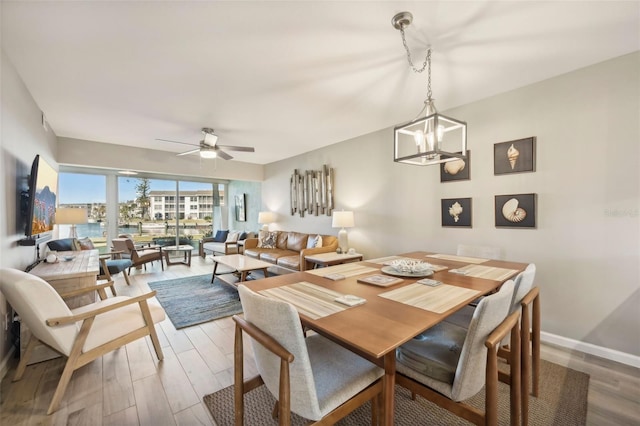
304,252 -> 364,268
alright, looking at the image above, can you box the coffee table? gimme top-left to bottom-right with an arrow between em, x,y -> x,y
211,254 -> 271,286
164,245 -> 194,266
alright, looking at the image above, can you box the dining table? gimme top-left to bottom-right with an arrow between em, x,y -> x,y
241,251 -> 528,425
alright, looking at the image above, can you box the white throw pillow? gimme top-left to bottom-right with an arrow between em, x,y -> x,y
306,234 -> 323,248
226,232 -> 239,243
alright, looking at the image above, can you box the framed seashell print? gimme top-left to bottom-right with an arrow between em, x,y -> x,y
494,137 -> 536,175
440,150 -> 470,182
441,197 -> 472,227
495,193 -> 537,228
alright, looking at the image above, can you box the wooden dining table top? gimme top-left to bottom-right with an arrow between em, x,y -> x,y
241,251 -> 528,361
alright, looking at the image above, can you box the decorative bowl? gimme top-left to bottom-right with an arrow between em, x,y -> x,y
389,259 -> 433,274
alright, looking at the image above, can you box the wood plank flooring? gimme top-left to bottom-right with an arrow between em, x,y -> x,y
1,256 -> 639,425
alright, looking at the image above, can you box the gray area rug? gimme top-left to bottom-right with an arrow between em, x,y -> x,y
203,359 -> 589,425
148,274 -> 243,329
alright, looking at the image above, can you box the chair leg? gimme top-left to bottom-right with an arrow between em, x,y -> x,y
532,292 -> 541,397
48,317 -> 95,414
122,269 -> 132,286
13,335 -> 39,381
234,323 -> 245,426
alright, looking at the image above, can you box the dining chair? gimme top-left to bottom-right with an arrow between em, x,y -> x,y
457,244 -> 502,260
395,280 -> 521,426
111,237 -> 164,273
233,284 -> 384,425
444,264 -> 539,424
0,268 -> 166,415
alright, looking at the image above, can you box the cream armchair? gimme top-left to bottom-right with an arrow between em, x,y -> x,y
0,268 -> 166,415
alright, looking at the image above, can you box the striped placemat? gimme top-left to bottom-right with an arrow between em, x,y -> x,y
426,253 -> 489,264
259,282 -> 349,319
379,283 -> 481,314
366,256 -> 448,272
455,264 -> 519,281
306,263 -> 378,278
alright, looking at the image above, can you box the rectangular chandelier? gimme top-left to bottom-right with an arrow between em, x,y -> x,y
394,109 -> 467,166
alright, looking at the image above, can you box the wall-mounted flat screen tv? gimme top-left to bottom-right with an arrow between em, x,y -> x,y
24,155 -> 58,238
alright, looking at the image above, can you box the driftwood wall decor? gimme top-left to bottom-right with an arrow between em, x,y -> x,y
290,165 -> 334,217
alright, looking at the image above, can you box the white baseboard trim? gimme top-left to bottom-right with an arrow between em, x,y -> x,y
0,346 -> 16,381
541,331 -> 640,369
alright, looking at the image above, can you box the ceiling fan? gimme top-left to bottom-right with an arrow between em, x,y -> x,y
156,127 -> 255,160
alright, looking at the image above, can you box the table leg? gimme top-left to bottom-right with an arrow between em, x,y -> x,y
212,261 -> 219,283
261,268 -> 269,278
240,271 -> 248,282
383,351 -> 395,425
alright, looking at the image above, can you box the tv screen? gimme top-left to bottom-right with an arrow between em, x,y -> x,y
25,155 -> 58,238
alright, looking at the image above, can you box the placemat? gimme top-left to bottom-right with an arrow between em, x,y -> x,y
378,283 -> 480,313
455,264 -> 519,281
426,253 -> 489,264
305,263 -> 378,278
259,281 -> 349,319
367,256 -> 448,272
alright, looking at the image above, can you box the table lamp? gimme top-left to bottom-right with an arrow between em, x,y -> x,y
258,211 -> 276,232
55,207 -> 88,238
332,211 -> 354,253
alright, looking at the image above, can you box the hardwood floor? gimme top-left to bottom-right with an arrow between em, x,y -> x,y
1,256 -> 639,425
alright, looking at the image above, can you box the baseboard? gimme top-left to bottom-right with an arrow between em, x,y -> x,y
0,346 -> 16,381
541,331 -> 640,368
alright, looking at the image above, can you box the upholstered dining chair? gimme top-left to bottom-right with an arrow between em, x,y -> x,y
445,264 -> 540,424
395,280 -> 521,426
111,237 -> 164,273
457,244 -> 502,260
0,268 -> 166,415
233,284 -> 384,425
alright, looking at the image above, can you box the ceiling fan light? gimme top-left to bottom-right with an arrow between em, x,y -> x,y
200,149 -> 217,159
202,128 -> 218,145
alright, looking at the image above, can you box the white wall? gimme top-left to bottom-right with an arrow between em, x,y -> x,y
264,52 -> 640,357
0,50 -> 59,370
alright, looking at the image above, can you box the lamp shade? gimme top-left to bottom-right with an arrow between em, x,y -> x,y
332,211 -> 354,228
258,211 -> 275,224
55,207 -> 88,225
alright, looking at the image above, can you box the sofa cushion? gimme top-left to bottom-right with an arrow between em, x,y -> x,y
47,238 -> 81,252
277,255 -> 301,271
286,232 -> 309,252
276,232 -> 289,249
260,249 -> 297,264
258,231 -> 278,249
226,231 -> 240,243
214,230 -> 229,242
238,231 -> 248,240
306,234 -> 323,248
78,237 -> 96,250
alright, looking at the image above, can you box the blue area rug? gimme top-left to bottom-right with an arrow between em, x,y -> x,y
148,274 -> 243,329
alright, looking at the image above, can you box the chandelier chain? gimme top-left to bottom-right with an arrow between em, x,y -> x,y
426,49 -> 432,100
399,27 -> 429,73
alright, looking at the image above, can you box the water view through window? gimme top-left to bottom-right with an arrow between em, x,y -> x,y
59,172 -> 223,253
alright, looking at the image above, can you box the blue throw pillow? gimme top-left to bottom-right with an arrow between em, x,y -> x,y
214,230 -> 229,242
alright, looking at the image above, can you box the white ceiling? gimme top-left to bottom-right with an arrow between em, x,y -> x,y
2,1 -> 639,165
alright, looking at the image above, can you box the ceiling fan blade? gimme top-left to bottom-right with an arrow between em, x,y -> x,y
217,144 -> 255,152
177,148 -> 200,156
217,149 -> 233,160
155,138 -> 197,147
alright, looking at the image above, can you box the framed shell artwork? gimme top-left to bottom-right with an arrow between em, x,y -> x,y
494,137 -> 536,175
495,193 -> 537,228
440,150 -> 470,182
441,197 -> 472,227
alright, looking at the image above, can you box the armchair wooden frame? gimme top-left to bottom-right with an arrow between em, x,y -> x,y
396,310 -> 522,426
12,282 -> 164,415
233,315 -> 382,426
